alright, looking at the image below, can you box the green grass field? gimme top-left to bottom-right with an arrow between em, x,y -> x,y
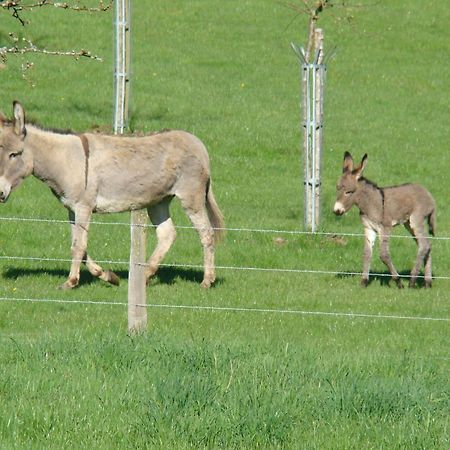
1,1 -> 449,448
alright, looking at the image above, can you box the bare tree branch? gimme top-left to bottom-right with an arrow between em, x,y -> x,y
1,1 -> 112,26
1,34 -> 103,61
0,1 -> 111,81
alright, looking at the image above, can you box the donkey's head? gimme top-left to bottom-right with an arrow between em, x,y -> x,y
333,151 -> 367,216
0,101 -> 32,203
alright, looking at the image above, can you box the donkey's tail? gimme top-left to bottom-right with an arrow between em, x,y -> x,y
428,208 -> 436,236
206,179 -> 225,243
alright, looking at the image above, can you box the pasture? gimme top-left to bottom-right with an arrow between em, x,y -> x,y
1,1 -> 449,448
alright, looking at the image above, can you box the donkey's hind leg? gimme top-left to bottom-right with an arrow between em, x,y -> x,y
182,204 -> 216,288
145,198 -> 177,284
406,219 -> 431,288
379,229 -> 403,288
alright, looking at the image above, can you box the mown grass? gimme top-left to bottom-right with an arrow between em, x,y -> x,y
0,0 -> 449,448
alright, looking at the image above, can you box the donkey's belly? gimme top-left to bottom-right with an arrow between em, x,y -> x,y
93,190 -> 170,213
94,196 -> 142,213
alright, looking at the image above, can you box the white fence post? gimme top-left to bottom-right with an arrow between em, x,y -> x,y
113,0 -> 147,333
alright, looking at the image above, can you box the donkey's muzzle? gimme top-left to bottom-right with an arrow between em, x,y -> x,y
333,201 -> 345,216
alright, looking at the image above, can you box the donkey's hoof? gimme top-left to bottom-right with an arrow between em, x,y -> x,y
408,280 -> 417,289
200,279 -> 213,289
424,281 -> 432,289
105,270 -> 120,286
396,280 -> 404,289
58,279 -> 78,290
360,278 -> 369,288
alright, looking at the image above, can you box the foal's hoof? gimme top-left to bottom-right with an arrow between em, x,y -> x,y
360,278 -> 369,288
395,279 -> 404,289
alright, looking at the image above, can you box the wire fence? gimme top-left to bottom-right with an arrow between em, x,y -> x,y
0,214 -> 449,323
0,215 -> 449,284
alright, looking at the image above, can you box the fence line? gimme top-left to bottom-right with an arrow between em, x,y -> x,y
1,254 -> 450,281
0,296 -> 449,323
0,215 -> 449,241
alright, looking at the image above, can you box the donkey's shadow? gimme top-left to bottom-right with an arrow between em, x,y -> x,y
2,266 -> 215,287
336,270 -> 429,288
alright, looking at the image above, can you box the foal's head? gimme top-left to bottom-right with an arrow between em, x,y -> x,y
333,151 -> 367,216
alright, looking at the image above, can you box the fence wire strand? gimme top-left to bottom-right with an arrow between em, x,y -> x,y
0,215 -> 449,241
0,296 -> 449,323
0,255 -> 450,281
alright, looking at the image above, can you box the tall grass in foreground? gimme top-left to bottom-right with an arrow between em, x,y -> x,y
1,329 -> 449,449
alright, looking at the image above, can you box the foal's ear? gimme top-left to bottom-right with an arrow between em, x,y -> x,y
13,101 -> 26,138
343,151 -> 353,173
354,153 -> 368,179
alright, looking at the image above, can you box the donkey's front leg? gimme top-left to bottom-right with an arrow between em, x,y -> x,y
60,206 -> 92,290
379,231 -> 403,289
361,227 -> 376,287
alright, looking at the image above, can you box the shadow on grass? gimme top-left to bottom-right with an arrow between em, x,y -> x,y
336,269 -> 429,288
2,266 -> 223,287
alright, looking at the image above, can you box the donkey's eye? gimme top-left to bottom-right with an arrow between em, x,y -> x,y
345,190 -> 354,196
9,151 -> 22,160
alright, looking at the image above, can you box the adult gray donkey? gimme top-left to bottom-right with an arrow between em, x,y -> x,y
0,101 -> 224,289
334,151 -> 435,288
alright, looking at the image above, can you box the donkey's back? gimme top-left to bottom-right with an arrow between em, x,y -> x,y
86,130 -> 212,213
383,183 -> 435,234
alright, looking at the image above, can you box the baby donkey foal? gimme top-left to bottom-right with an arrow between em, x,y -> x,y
333,152 -> 436,288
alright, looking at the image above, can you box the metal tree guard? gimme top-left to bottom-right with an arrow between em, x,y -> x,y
113,0 -> 148,333
292,29 -> 327,232
113,0 -> 131,134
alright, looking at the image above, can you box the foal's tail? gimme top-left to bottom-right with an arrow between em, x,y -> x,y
206,179 -> 225,243
428,208 -> 436,236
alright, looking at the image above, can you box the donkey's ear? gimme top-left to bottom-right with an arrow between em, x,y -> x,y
354,153 -> 368,179
343,151 -> 353,173
13,101 -> 26,138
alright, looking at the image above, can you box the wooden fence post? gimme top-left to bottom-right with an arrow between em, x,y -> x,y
128,210 -> 148,332
113,0 -> 148,333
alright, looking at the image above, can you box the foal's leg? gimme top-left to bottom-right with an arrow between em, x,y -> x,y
145,199 -> 177,284
406,219 -> 431,288
423,251 -> 432,288
361,227 -> 377,287
379,228 -> 403,288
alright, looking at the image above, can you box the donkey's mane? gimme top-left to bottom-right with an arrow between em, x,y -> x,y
359,177 -> 380,190
361,177 -> 414,191
28,120 -> 173,138
27,119 -> 74,135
